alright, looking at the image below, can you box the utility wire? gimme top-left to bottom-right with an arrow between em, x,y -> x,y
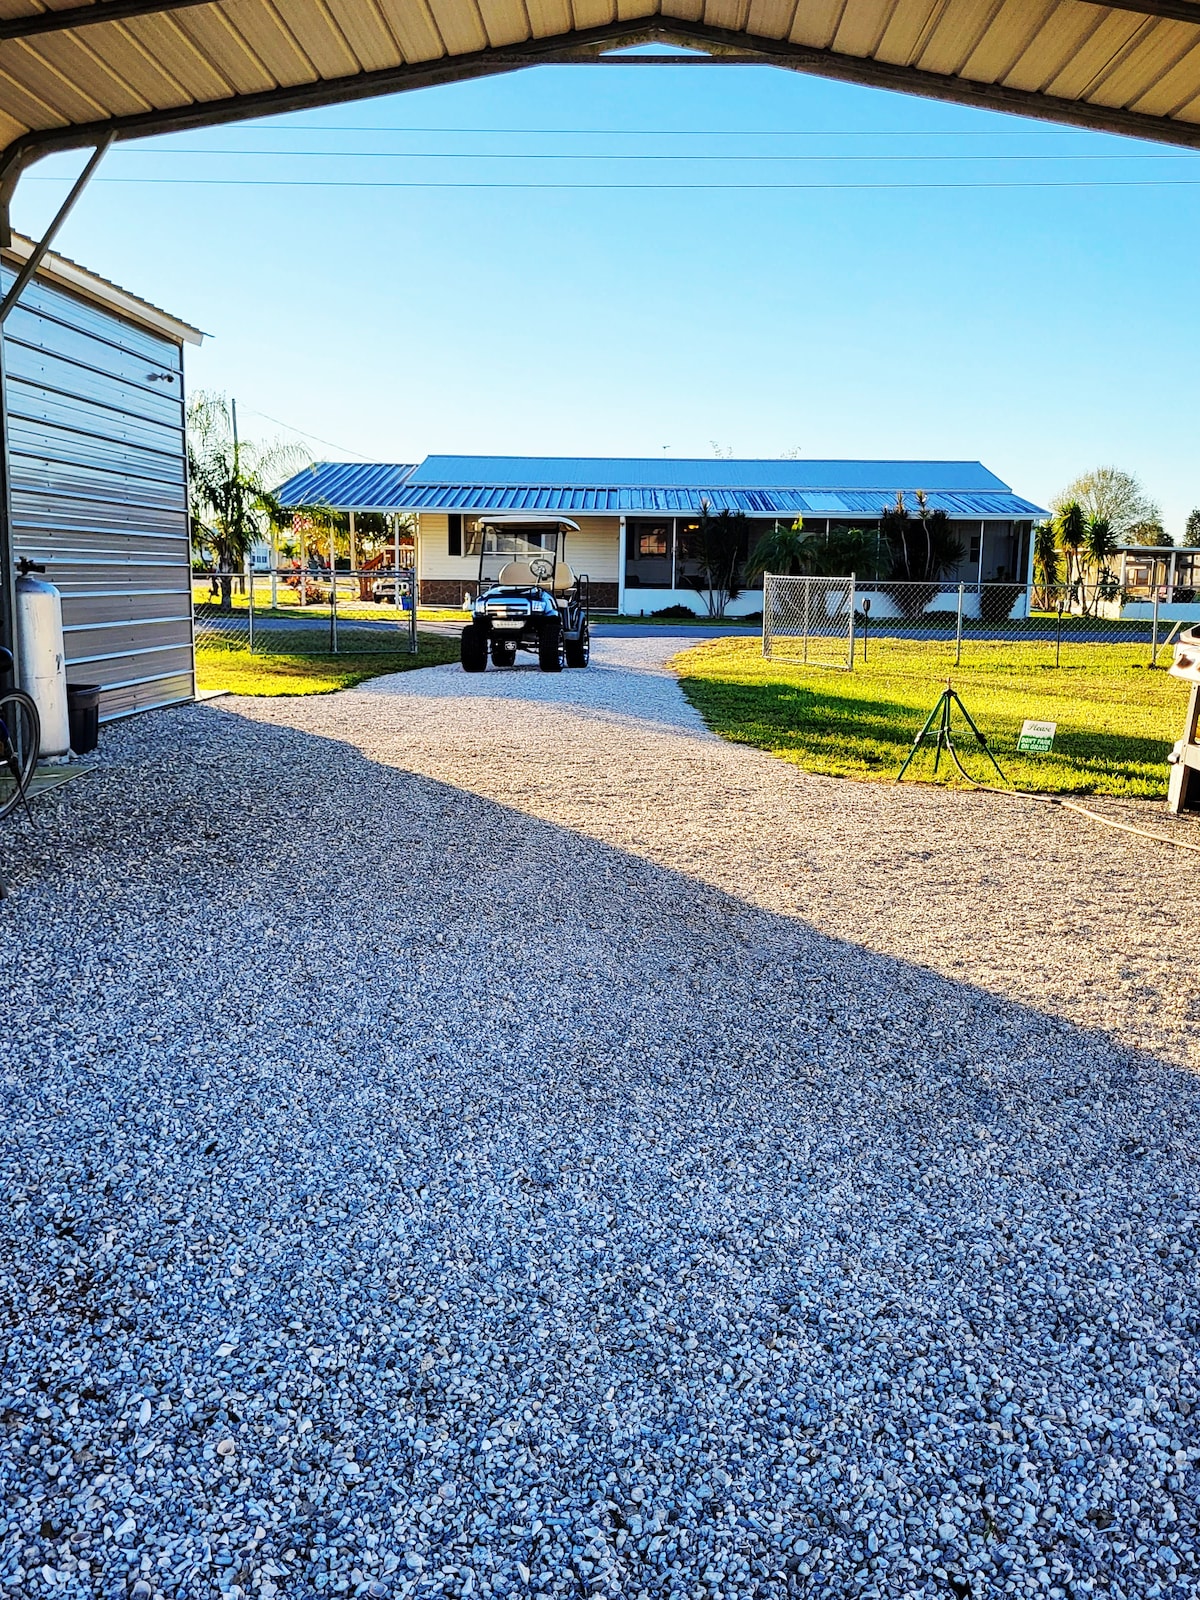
242,407 -> 373,461
85,148 -> 1199,161
39,176 -> 1200,190
213,122 -> 1123,137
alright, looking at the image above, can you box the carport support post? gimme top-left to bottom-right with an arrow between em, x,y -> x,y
617,515 -> 626,615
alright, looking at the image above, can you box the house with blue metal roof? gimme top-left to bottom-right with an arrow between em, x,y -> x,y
277,455 -> 1046,615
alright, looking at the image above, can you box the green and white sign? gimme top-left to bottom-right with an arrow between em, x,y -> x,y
1017,719 -> 1057,754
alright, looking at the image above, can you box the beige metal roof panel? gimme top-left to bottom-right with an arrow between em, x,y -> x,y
1091,16 -> 1198,103
1038,8 -> 1153,98
789,0 -> 854,53
833,0 -> 899,59
2,0 -> 1200,186
744,0 -> 795,41
1128,29 -> 1200,109
424,0 -> 490,54
321,0 -> 405,70
959,0 -> 1059,81
471,0 -> 527,50
370,0 -> 446,58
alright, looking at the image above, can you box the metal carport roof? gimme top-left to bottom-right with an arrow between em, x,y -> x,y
1,0 -> 1200,223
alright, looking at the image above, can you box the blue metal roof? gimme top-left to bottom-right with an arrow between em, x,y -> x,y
274,461 -> 416,510
393,484 -> 1045,519
407,456 -> 1013,493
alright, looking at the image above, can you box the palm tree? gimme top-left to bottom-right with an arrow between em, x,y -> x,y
1055,500 -> 1087,607
187,393 -> 304,610
745,518 -> 806,577
1032,519 -> 1060,608
1083,514 -> 1119,612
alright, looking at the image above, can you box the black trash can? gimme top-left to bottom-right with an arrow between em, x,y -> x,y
66,683 -> 101,755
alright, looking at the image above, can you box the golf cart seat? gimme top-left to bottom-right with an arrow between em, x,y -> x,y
497,560 -> 541,586
552,563 -> 576,595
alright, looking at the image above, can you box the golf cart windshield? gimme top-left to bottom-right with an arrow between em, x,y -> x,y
478,524 -> 561,588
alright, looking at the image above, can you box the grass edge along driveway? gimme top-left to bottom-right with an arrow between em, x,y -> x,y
195,633 -> 460,696
672,636 -> 1184,798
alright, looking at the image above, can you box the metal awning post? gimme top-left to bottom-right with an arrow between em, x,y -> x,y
0,134 -> 111,680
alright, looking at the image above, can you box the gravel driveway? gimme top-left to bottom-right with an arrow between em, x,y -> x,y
2,636 -> 1198,1600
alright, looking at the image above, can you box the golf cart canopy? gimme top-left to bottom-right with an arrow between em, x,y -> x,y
477,516 -> 580,531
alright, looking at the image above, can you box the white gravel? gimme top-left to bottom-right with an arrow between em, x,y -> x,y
1,634 -> 1198,1600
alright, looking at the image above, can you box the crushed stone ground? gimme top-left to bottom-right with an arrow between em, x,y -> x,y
1,635 -> 1197,1600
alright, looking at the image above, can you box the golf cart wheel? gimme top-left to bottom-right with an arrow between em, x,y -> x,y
491,639 -> 517,668
565,620 -> 590,669
461,626 -> 488,673
538,619 -> 565,673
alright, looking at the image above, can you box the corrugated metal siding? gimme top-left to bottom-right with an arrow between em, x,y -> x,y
397,483 -> 1047,518
2,265 -> 193,723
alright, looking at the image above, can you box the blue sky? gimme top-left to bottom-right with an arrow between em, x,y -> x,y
14,54 -> 1200,532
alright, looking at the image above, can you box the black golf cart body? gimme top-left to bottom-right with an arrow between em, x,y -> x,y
459,514 -> 591,672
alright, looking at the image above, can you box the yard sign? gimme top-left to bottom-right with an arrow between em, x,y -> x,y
1017,719 -> 1057,754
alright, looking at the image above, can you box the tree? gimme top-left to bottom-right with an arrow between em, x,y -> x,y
1187,508 -> 1200,546
880,491 -> 963,582
679,502 -> 745,618
1126,519 -> 1168,547
1053,466 -> 1159,543
1055,500 -> 1087,600
1032,519 -> 1060,605
745,519 -> 807,577
1083,514 -> 1119,611
188,393 -> 303,610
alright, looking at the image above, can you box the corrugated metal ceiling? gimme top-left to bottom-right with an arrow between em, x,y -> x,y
1,0 -> 1200,189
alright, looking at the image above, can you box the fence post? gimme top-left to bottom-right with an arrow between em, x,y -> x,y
762,574 -> 772,659
955,582 -> 964,666
802,576 -> 811,665
247,559 -> 254,654
408,570 -> 417,655
1151,588 -> 1160,668
330,571 -> 338,655
848,573 -> 856,670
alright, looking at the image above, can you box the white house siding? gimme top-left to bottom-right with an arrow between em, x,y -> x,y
418,513 -> 619,607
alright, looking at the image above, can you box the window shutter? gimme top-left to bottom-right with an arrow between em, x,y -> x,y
448,514 -> 462,556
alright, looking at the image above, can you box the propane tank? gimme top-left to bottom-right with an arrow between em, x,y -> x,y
15,562 -> 70,760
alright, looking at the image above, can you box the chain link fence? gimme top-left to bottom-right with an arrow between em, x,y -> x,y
762,577 -> 1200,667
762,575 -> 857,667
193,568 -> 418,656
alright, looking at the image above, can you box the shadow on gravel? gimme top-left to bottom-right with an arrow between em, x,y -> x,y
1,700 -> 1198,1600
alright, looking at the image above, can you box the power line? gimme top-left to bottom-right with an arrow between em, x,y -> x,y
242,407 -> 372,461
88,149 -> 1198,162
203,122 -> 1113,138
34,176 -> 1200,190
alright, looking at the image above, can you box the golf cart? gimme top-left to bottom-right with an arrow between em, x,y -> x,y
460,515 -> 591,673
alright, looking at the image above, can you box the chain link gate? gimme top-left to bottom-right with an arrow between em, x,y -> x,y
762,574 -> 857,668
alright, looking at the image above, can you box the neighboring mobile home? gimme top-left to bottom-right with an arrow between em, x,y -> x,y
1,236 -> 202,722
280,456 -> 1045,615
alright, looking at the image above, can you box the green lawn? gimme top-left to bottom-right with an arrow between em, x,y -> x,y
195,633 -> 459,696
673,636 -> 1185,797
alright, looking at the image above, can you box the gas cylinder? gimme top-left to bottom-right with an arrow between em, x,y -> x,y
15,564 -> 70,760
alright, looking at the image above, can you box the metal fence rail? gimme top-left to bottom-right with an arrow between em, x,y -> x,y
761,577 -> 1200,668
193,567 -> 418,656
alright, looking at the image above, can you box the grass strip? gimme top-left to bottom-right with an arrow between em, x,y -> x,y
673,636 -> 1183,797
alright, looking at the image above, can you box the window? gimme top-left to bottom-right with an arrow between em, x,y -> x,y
448,513 -> 462,556
969,533 -> 981,563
